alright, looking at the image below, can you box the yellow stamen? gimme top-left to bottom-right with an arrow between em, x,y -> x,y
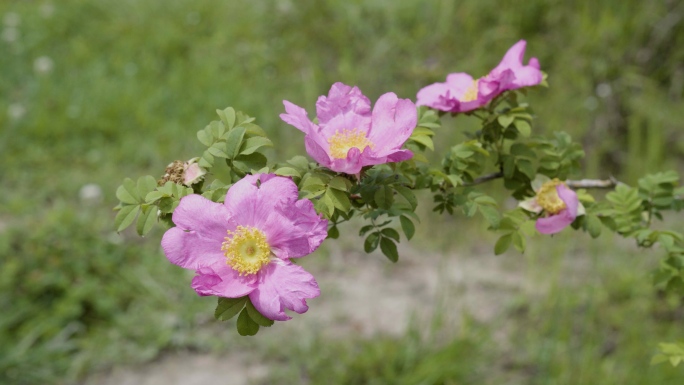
461,79 -> 479,102
537,179 -> 566,214
327,128 -> 374,159
221,226 -> 271,276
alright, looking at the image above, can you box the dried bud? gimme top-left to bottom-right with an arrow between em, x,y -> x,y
158,158 -> 206,186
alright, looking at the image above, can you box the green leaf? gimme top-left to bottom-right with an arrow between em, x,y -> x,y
328,225 -> 340,239
494,233 -> 513,255
225,126 -> 247,159
215,296 -> 248,321
514,119 -> 532,137
326,188 -> 351,213
479,205 -> 501,228
115,205 -> 140,232
116,178 -> 140,204
498,114 -> 514,128
409,135 -> 434,151
585,215 -> 602,238
240,136 -> 273,155
136,205 -> 157,236
245,299 -> 274,327
329,176 -> 351,191
381,228 -> 400,242
137,176 -> 157,197
233,152 -> 267,173
207,142 -> 230,158
359,225 -> 374,237
374,186 -> 393,209
394,185 -> 417,210
364,233 -> 380,253
287,155 -> 310,169
380,237 -> 399,262
145,191 -> 167,203
274,167 -> 301,178
511,231 -> 526,252
217,107 -> 236,130
197,129 -> 213,147
400,216 -> 415,240
236,308 -> 260,336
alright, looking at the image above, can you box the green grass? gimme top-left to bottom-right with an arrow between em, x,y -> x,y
1,0 -> 684,383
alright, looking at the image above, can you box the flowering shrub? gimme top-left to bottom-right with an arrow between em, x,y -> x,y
115,38 -> 684,366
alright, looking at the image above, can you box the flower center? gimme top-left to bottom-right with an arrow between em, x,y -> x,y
327,128 -> 374,159
221,226 -> 271,276
537,179 -> 567,214
461,79 -> 479,102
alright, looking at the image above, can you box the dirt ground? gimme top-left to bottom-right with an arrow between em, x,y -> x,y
87,239 -> 530,385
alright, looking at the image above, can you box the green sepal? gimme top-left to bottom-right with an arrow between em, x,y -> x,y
215,296 -> 248,321
245,298 -> 274,327
236,307 -> 260,336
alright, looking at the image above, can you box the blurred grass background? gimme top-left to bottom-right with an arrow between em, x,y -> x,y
1,0 -> 684,384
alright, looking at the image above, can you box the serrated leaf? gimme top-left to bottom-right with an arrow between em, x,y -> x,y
207,142 -> 230,158
394,185 -> 417,210
117,178 -> 140,204
217,107 -> 236,129
236,308 -> 260,336
240,136 -> 273,155
374,186 -> 393,209
410,135 -> 434,151
137,176 -> 157,197
511,231 -> 526,252
225,126 -> 247,159
329,176 -> 350,191
317,191 -> 335,217
241,122 -> 267,137
498,114 -> 515,128
400,216 -> 415,240
479,205 -> 501,228
380,237 -> 399,262
287,155 -> 310,169
514,119 -> 531,137
145,191 -> 166,203
328,225 -> 339,239
364,233 -> 380,253
585,215 -> 602,238
197,129 -> 213,147
233,152 -> 267,173
381,228 -> 400,242
326,188 -> 351,213
136,205 -> 157,236
245,298 -> 274,327
215,296 -> 247,321
494,233 -> 513,255
115,205 -> 140,232
359,225 -> 374,236
275,167 -> 301,178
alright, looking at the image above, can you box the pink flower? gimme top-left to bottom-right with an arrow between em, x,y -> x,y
519,175 -> 585,234
161,174 -> 328,321
280,82 -> 417,175
416,40 -> 543,113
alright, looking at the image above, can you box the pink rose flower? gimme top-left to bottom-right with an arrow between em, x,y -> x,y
161,174 -> 328,321
280,82 -> 417,175
416,40 -> 543,113
519,175 -> 585,234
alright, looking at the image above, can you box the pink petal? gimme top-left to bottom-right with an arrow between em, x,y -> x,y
280,100 -> 318,135
315,82 -> 372,124
535,209 -> 575,234
223,174 -> 299,229
161,227 -> 226,269
416,82 -> 454,110
367,92 -> 417,152
535,184 -> 579,234
191,262 -> 256,298
304,135 -> 333,166
248,260 -> 320,321
317,109 -> 372,139
271,199 -> 328,258
557,184 -> 579,216
171,194 -> 232,239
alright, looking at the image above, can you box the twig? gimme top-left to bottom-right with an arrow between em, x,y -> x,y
566,176 -> 622,189
462,171 -> 503,186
